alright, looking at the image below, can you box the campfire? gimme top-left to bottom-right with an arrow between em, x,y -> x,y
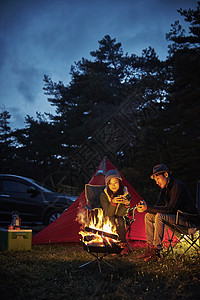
78,209 -> 124,272
79,209 -> 123,255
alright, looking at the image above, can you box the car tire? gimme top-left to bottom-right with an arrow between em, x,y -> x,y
44,209 -> 64,225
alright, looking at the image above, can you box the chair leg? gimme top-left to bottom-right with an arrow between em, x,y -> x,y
166,228 -> 173,254
165,227 -> 185,257
126,226 -> 131,237
166,228 -> 177,255
168,225 -> 200,258
179,235 -> 200,258
125,238 -> 133,252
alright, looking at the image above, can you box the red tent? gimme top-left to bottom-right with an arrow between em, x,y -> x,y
33,157 -> 146,244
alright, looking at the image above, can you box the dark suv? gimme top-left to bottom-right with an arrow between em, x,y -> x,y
0,174 -> 76,227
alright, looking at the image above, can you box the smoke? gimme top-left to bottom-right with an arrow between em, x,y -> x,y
76,204 -> 88,229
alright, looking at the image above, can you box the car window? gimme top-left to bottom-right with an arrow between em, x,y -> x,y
2,180 -> 29,193
30,180 -> 52,192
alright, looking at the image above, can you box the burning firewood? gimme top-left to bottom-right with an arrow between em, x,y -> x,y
79,211 -> 123,255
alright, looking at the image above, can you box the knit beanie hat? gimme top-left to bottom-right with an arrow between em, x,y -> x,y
105,169 -> 122,186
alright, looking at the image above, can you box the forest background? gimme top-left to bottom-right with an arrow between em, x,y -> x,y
0,3 -> 199,203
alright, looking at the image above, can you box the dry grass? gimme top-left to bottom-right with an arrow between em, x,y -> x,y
0,242 -> 200,300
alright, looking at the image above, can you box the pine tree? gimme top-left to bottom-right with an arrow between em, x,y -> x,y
162,1 -> 200,195
0,109 -> 13,172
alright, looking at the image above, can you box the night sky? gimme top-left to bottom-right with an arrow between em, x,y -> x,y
0,0 -> 197,129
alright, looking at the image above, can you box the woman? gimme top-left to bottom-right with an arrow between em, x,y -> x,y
100,169 -> 131,253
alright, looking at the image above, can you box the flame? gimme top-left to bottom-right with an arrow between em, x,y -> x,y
79,231 -> 89,237
79,231 -> 119,247
88,209 -> 117,235
104,236 -> 112,246
79,209 -> 119,248
79,231 -> 104,246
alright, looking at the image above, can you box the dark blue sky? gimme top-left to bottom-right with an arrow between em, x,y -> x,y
0,0 -> 197,129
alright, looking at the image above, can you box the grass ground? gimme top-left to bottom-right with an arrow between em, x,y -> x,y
0,242 -> 200,300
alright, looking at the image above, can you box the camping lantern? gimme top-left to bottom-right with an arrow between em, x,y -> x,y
11,211 -> 21,229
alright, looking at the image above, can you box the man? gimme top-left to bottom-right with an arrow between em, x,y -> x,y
136,164 -> 198,262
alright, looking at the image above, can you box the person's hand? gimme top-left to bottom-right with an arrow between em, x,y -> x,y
120,196 -> 130,206
122,199 -> 130,206
113,196 -> 129,205
136,200 -> 147,213
112,196 -> 123,204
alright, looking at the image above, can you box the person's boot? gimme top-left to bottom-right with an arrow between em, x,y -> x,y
136,244 -> 154,259
143,246 -> 161,262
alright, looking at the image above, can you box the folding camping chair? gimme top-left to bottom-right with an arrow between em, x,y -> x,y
167,181 -> 200,258
167,210 -> 200,258
85,183 -> 136,251
85,184 -> 106,226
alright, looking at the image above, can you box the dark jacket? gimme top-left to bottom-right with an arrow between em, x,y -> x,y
147,178 -> 198,215
100,186 -> 130,217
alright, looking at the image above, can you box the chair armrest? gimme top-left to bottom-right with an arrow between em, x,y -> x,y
176,210 -> 200,226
